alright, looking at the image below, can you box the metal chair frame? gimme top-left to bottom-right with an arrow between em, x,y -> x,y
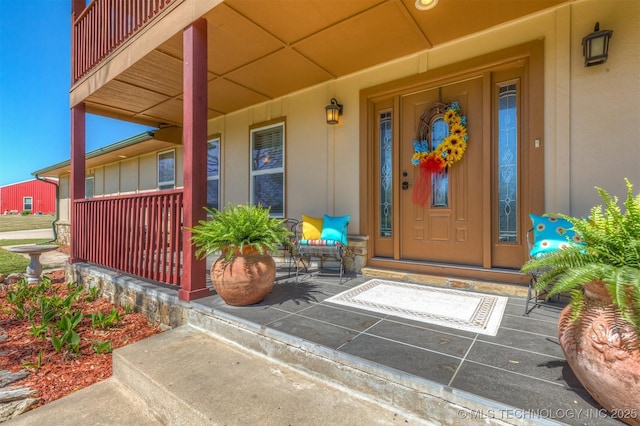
293,220 -> 347,283
524,227 -> 560,315
276,218 -> 300,274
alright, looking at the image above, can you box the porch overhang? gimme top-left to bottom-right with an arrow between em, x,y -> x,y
71,0 -> 571,128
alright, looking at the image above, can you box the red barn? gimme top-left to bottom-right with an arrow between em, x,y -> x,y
0,179 -> 57,215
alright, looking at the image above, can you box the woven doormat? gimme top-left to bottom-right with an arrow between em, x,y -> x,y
325,279 -> 507,336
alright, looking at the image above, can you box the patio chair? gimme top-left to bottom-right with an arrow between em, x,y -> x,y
294,214 -> 349,283
276,218 -> 300,273
524,213 -> 580,315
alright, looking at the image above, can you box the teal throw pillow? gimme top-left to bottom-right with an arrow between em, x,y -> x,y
529,213 -> 582,258
320,214 -> 350,246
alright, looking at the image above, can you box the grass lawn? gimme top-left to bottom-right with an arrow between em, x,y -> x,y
0,239 -> 47,247
0,248 -> 29,276
0,239 -> 56,276
0,215 -> 58,275
0,214 -> 55,232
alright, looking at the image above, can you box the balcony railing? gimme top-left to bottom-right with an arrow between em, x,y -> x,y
72,0 -> 175,82
72,191 -> 183,286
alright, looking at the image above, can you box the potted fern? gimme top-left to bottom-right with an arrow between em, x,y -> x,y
189,203 -> 292,306
521,179 -> 640,424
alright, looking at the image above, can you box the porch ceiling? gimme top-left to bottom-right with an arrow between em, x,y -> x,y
83,0 -> 569,127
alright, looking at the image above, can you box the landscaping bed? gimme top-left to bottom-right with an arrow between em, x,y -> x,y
0,269 -> 162,414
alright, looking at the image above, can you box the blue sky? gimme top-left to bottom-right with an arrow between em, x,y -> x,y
0,0 -> 155,187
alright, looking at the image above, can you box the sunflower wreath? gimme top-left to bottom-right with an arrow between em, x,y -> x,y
411,101 -> 468,171
411,102 -> 468,206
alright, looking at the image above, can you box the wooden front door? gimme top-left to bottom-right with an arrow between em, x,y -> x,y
366,41 -> 545,277
400,78 -> 484,265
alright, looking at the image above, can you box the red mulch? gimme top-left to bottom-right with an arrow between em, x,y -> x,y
0,270 -> 163,408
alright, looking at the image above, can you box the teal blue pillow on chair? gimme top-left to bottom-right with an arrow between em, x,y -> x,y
320,215 -> 350,246
529,213 -> 583,257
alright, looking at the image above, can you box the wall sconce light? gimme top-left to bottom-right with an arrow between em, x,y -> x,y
415,0 -> 438,11
325,98 -> 343,125
582,22 -> 613,67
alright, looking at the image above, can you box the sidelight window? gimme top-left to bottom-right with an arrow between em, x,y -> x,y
497,82 -> 518,242
379,111 -> 392,237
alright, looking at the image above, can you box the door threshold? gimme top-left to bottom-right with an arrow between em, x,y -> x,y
362,261 -> 528,297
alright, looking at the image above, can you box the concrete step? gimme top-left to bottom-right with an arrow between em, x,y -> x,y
8,326 -> 425,425
5,378 -> 159,425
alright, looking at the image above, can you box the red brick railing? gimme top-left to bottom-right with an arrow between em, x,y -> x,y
72,191 -> 183,286
72,0 -> 175,82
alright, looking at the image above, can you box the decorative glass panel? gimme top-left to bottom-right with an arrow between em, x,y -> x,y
430,117 -> 448,207
379,111 -> 392,237
498,83 -> 518,242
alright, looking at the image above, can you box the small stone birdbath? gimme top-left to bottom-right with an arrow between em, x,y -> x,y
9,245 -> 59,283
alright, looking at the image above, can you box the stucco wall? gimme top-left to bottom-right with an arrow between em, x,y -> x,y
569,0 -> 640,215
208,0 -> 638,229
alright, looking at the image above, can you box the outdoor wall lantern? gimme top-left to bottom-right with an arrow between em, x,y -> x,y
325,98 -> 343,125
415,0 -> 438,11
582,22 -> 613,67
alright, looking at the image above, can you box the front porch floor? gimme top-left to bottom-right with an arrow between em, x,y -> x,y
195,268 -> 620,425
69,263 -> 620,425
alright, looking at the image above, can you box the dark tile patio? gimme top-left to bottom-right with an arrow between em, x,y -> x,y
192,267 -> 623,426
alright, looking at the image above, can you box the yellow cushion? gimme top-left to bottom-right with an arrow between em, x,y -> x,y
301,214 -> 323,240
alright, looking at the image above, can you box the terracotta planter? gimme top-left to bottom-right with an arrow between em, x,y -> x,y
210,248 -> 275,306
558,281 -> 640,425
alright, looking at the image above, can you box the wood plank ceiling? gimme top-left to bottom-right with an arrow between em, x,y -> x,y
84,0 -> 569,127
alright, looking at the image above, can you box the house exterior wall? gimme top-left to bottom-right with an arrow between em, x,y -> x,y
56,147 -> 186,225
120,158 -> 138,193
569,0 -> 639,214
93,168 -> 104,196
59,177 -> 70,222
58,0 -> 637,236
0,179 -> 57,214
206,0 -> 638,231
139,153 -> 158,191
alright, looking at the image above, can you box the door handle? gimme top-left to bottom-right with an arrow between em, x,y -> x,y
402,181 -> 409,190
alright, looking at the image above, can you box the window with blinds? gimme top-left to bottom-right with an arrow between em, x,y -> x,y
250,122 -> 285,217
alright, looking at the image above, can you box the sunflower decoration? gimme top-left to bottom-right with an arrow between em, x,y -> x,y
411,102 -> 468,206
411,101 -> 468,172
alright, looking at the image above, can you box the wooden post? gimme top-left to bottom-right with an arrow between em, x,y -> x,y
179,18 -> 210,301
69,103 -> 86,264
69,0 -> 86,264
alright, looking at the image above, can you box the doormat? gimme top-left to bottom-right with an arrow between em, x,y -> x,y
325,279 -> 507,336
